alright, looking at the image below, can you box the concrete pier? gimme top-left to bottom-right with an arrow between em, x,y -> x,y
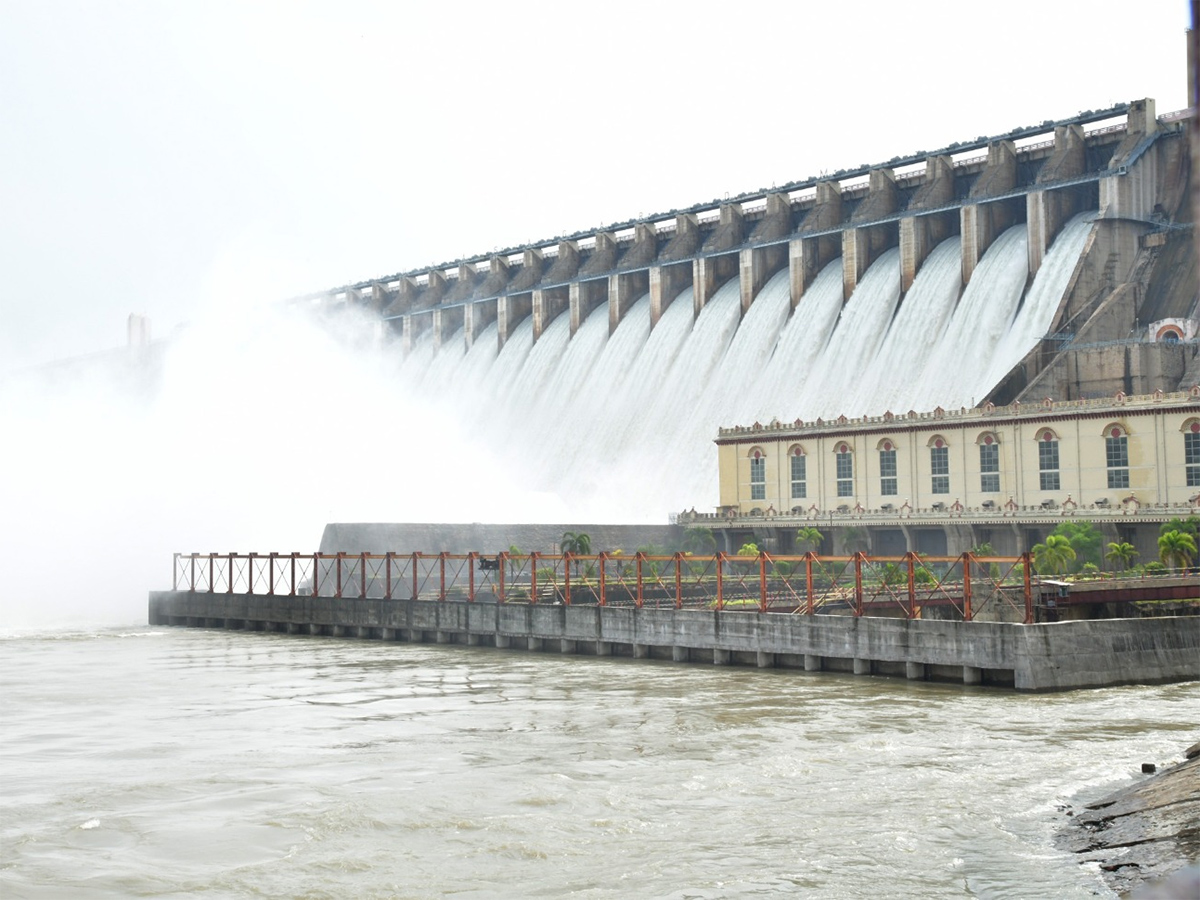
149,591 -> 1198,692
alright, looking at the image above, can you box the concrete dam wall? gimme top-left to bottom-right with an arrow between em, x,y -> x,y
296,101 -> 1195,519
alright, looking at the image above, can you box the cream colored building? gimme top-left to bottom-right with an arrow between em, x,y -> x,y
688,388 -> 1200,558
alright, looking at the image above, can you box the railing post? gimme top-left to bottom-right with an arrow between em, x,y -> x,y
172,553 -> 179,591
498,552 -> 507,604
962,553 -> 973,621
209,553 -> 215,593
290,553 -> 297,597
269,553 -> 276,596
716,553 -> 725,611
386,552 -> 393,600
759,553 -> 768,613
853,553 -> 863,616
906,552 -> 917,619
227,553 -> 234,594
530,553 -> 538,605
468,552 -> 476,602
335,553 -> 343,599
189,554 -> 196,592
598,552 -> 607,607
564,553 -> 572,606
361,552 -> 368,598
313,553 -> 320,596
1022,552 -> 1033,624
635,553 -> 644,609
411,552 -> 419,601
439,552 -> 447,602
674,553 -> 683,610
806,553 -> 814,615
247,552 -> 255,594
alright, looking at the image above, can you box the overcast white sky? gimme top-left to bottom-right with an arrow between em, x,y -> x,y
0,0 -> 1191,370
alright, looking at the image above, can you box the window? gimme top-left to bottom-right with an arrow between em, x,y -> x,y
1038,431 -> 1060,491
879,442 -> 897,496
1106,427 -> 1129,489
930,439 -> 949,494
750,451 -> 766,501
1186,422 -> 1200,487
979,437 -> 1000,493
836,444 -> 853,497
790,449 -> 806,499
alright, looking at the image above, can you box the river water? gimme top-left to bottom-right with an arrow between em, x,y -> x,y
2,626 -> 1193,899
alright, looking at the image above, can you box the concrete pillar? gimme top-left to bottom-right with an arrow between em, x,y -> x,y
369,282 -> 390,313
842,228 -> 871,301
308,623 -> 322,635
466,633 -> 479,646
332,625 -> 347,637
560,639 -> 576,654
495,634 -> 511,649
528,637 -> 543,651
532,288 -> 566,341
739,247 -> 767,315
961,141 -> 1018,284
632,643 -> 649,659
287,622 -> 301,634
906,661 -> 926,680
422,270 -> 447,308
649,263 -> 690,326
608,273 -> 635,335
756,651 -> 774,668
672,646 -> 689,662
692,256 -> 716,315
570,280 -> 606,335
853,658 -> 871,675
497,294 -> 531,347
436,631 -> 451,644
381,628 -> 396,640
714,648 -> 731,665
1028,125 -> 1087,275
595,640 -> 611,657
963,665 -> 983,685
356,626 -> 370,639
804,654 -> 821,671
463,299 -> 497,348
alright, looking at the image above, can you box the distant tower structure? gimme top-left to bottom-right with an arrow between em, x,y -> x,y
127,313 -> 151,348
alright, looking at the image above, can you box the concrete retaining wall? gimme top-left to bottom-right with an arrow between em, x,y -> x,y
147,591 -> 1199,692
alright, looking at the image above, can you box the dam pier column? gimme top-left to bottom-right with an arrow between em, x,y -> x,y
900,155 -> 956,292
843,169 -> 898,300
1027,124 -> 1087,275
789,182 -> 843,307
961,141 -> 1017,284
740,193 -> 791,313
497,294 -> 532,348
652,214 -> 701,325
695,204 -> 745,315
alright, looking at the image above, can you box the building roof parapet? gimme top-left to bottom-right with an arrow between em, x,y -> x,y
715,388 -> 1200,442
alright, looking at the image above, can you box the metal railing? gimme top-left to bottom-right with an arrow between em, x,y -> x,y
171,551 -> 1038,624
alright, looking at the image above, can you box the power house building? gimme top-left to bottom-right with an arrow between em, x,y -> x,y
694,388 -> 1200,560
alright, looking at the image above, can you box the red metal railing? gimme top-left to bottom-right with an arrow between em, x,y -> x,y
172,551 -> 1040,623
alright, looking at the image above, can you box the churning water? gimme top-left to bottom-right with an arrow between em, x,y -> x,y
393,218 -> 1095,515
2,627 -> 1192,899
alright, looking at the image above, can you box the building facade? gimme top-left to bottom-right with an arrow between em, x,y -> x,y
692,388 -> 1200,559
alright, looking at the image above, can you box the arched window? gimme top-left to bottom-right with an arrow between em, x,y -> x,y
835,443 -> 854,498
1104,424 -> 1129,489
788,445 -> 807,499
1184,419 -> 1200,487
878,439 -> 897,496
748,447 -> 766,501
1038,429 -> 1060,491
977,432 -> 1000,493
929,435 -> 950,495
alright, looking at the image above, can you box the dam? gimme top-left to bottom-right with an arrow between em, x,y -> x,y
297,98 -> 1197,521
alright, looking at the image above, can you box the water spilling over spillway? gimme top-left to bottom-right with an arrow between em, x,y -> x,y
391,214 -> 1096,520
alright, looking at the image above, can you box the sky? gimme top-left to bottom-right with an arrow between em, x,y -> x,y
0,0 -> 1191,371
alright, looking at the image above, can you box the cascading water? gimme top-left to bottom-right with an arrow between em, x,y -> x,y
389,215 -> 1095,518
982,211 -> 1097,390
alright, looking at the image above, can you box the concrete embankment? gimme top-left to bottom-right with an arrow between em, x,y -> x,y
1061,746 -> 1200,896
148,591 -> 1199,692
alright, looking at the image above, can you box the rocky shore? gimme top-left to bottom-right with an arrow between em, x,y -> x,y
1060,743 -> 1199,897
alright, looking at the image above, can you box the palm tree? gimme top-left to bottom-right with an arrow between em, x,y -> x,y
1104,541 -> 1139,572
681,527 -> 716,557
1032,534 -> 1076,577
560,531 -> 591,556
1157,530 -> 1197,572
794,526 -> 823,555
737,541 -> 761,556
